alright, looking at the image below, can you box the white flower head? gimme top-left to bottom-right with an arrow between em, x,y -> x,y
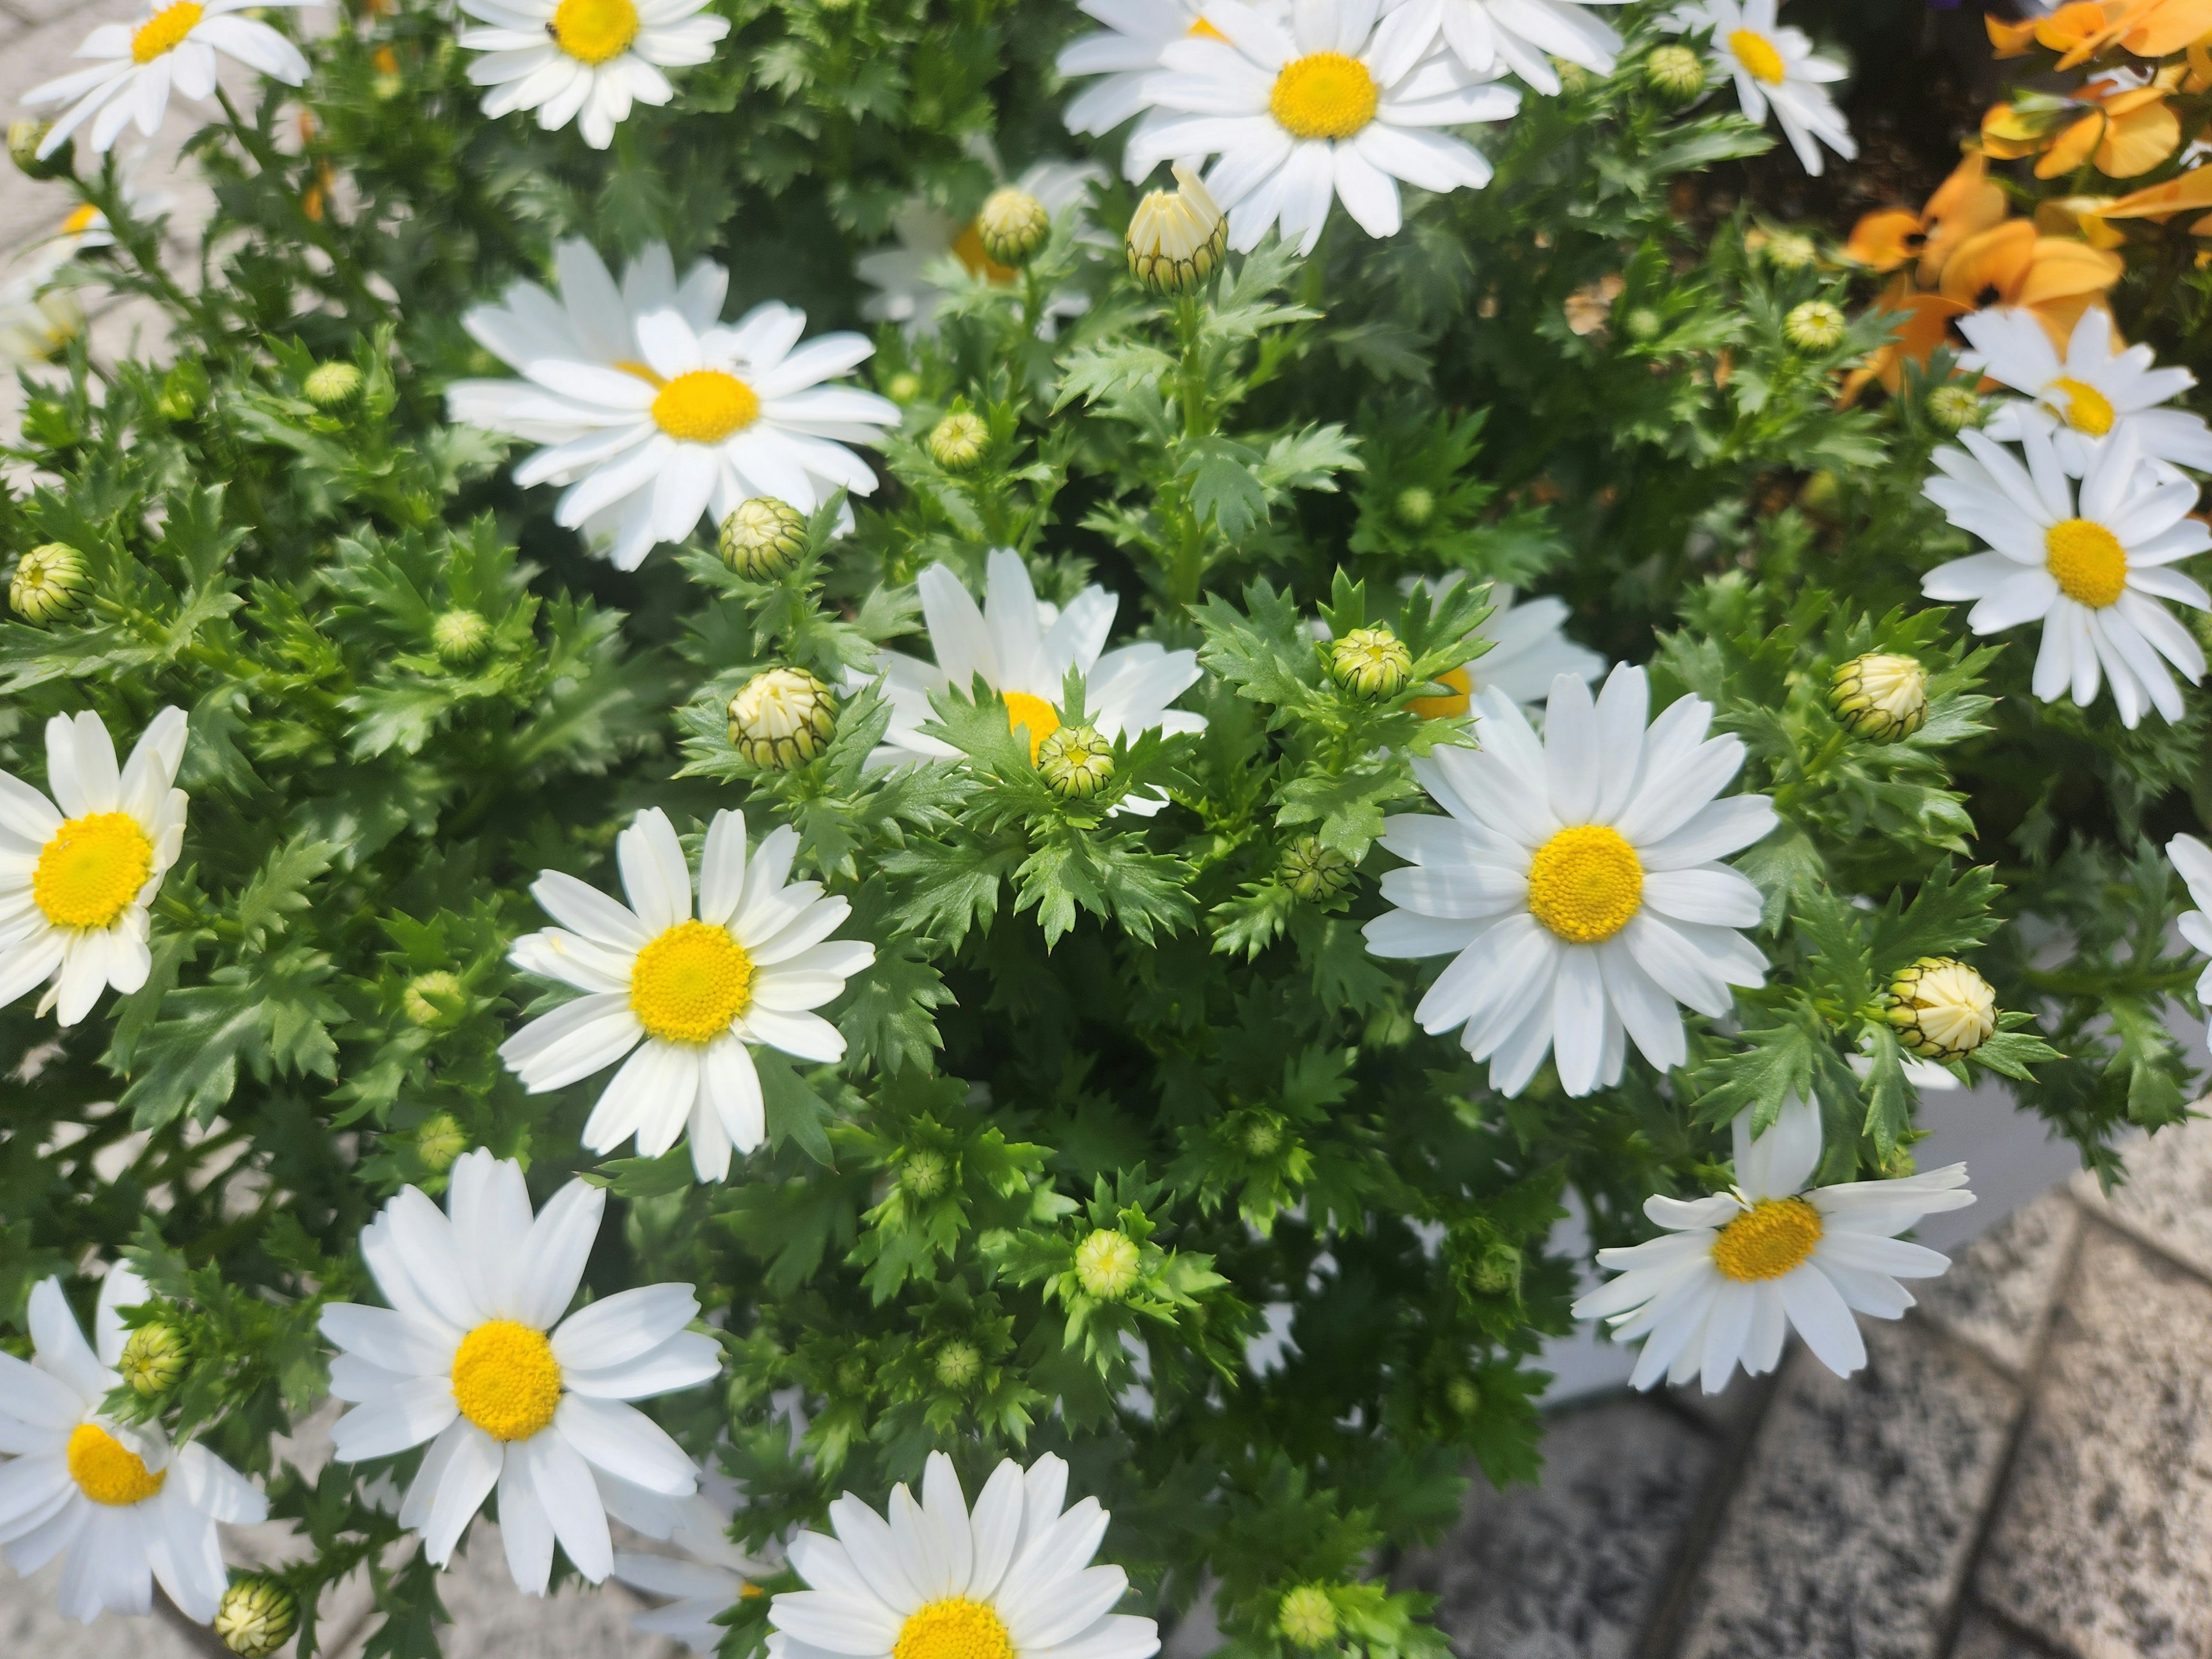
0,1266 -> 268,1623
1131,0 -> 1521,254
767,1451 -> 1159,1659
1415,0 -> 1633,96
1675,0 -> 1854,176
320,1150 -> 723,1592
1572,1097 -> 1975,1392
0,708 -> 188,1027
457,0 -> 729,150
501,808 -> 875,1182
1962,306 -> 2212,480
857,160 -> 1107,336
1399,575 -> 1605,713
1921,425 -> 2211,728
1055,0 -> 1290,180
860,549 -> 1207,814
2170,833 -> 2212,1037
609,1470 -> 773,1653
1363,664 -> 1776,1098
22,0 -> 314,161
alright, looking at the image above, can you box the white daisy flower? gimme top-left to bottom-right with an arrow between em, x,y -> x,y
0,708 -> 188,1027
471,300 -> 896,570
22,0 -> 313,162
2169,833 -> 2212,1038
319,1150 -> 722,1593
0,1265 -> 268,1624
767,1450 -> 1158,1659
1055,0 -> 1288,179
1411,0 -> 1633,97
499,807 -> 875,1182
1363,664 -> 1775,1098
1399,576 -> 1605,714
1673,0 -> 1854,177
1131,0 -> 1521,254
457,0 -> 729,150
857,160 -> 1107,336
609,1473 -> 771,1653
1921,425 -> 2210,728
859,548 -> 1206,814
1961,306 -> 2212,480
1571,1096 -> 1975,1392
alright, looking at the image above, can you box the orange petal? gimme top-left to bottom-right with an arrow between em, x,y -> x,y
1941,220 -> 2037,305
2100,165 -> 2212,218
2097,100 -> 2182,175
1987,14 -> 2040,54
2188,39 -> 2212,90
2035,113 -> 2105,177
1918,154 -> 2012,286
2016,238 -> 2126,306
2118,0 -> 2212,56
2037,194 -> 2127,248
1844,208 -> 1925,270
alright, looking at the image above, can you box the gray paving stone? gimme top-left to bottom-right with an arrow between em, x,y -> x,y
0,1556 -> 219,1659
1976,1222 -> 2212,1659
1672,1318 -> 2021,1659
1912,1190 -> 2081,1376
1396,1397 -> 1715,1659
2071,1116 -> 2212,1282
1948,1608 -> 2053,1659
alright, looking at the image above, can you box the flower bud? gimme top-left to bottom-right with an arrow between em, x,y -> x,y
303,361 -> 362,407
8,119 -> 71,181
1783,300 -> 1846,351
1646,44 -> 1707,103
1280,836 -> 1353,901
1278,1586 -> 1339,1648
215,1576 -> 298,1659
119,1323 -> 189,1396
1074,1228 -> 1141,1299
1830,653 -> 1928,740
1127,164 -> 1228,294
885,371 -> 922,404
927,411 -> 989,471
11,543 -> 86,624
1926,382 -> 1984,433
933,1342 -> 981,1388
718,496 -> 808,579
1884,957 -> 1997,1061
902,1148 -> 950,1198
415,1112 -> 467,1172
1445,1376 -> 1481,1416
1243,1119 -> 1282,1156
976,187 -> 1050,267
1760,230 -> 1820,271
402,969 -> 465,1027
431,608 -> 490,664
1038,724 -> 1114,798
729,668 -> 837,769
1623,306 -> 1662,341
1469,1241 -> 1521,1297
1394,486 -> 1435,527
1329,626 -> 1412,699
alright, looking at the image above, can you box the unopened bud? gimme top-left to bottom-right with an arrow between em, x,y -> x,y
1280,836 -> 1353,901
1394,486 -> 1435,527
1783,300 -> 1846,351
215,1576 -> 298,1658
902,1149 -> 950,1198
1329,626 -> 1411,699
1445,1376 -> 1480,1416
1927,383 -> 1984,433
1646,44 -> 1706,102
8,119 -> 71,180
1884,957 -> 1997,1061
1830,653 -> 1927,740
1761,230 -> 1820,270
10,543 -> 85,624
976,188 -> 1050,267
885,372 -> 922,404
431,608 -> 490,663
1074,1228 -> 1141,1299
934,1342 -> 981,1388
927,411 -> 989,471
1038,724 -> 1114,798
402,970 -> 465,1028
729,668 -> 837,769
718,497 -> 808,579
119,1323 -> 188,1396
1126,164 -> 1228,294
415,1112 -> 467,1172
303,362 -> 362,407
1623,306 -> 1662,341
1278,1586 -> 1339,1648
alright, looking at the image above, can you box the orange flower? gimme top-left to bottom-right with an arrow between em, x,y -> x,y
1988,1 -> 2122,62
1841,279 -> 1972,404
1984,82 -> 2183,179
1938,219 -> 2123,342
1844,152 -> 2009,285
1993,0 -> 2212,66
2100,162 -> 2212,232
2108,0 -> 2212,57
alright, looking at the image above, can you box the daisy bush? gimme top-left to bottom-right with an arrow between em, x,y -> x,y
6,0 -> 2212,1653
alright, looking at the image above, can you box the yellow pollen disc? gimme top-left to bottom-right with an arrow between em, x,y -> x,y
33,812 -> 154,931
1728,29 -> 1786,84
61,204 -> 100,236
895,1599 -> 1015,1659
131,1 -> 202,62
1525,824 -> 1643,944
612,358 -> 665,387
450,1320 -> 563,1442
652,369 -> 760,444
1407,664 -> 1474,720
1003,691 -> 1062,762
67,1423 -> 165,1506
630,919 -> 755,1044
2044,517 -> 2127,608
952,223 -> 1020,285
1711,1196 -> 1824,1282
548,0 -> 639,63
1187,14 -> 1229,40
2049,376 -> 2115,437
1270,52 -> 1380,142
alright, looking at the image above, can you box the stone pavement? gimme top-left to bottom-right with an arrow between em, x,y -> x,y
1402,1116 -> 2212,1659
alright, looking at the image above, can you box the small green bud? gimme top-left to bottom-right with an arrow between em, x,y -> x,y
157,360 -> 209,422
1445,1376 -> 1481,1416
1885,957 -> 1997,1061
1927,382 -> 1985,433
1278,1586 -> 1339,1648
1037,724 -> 1115,799
402,969 -> 465,1027
1280,836 -> 1354,902
1762,229 -> 1821,271
1470,1242 -> 1521,1297
372,71 -> 404,100
303,361 -> 362,407
1646,44 -> 1706,102
976,187 -> 1050,267
1555,61 -> 1591,94
119,1323 -> 189,1396
10,543 -> 85,624
1394,486 -> 1435,527
215,1576 -> 299,1659
1328,626 -> 1412,699
1783,300 -> 1846,351
1243,1119 -> 1282,1157
431,608 -> 490,664
902,1148 -> 950,1198
728,668 -> 837,769
1830,653 -> 1928,741
927,411 -> 990,471
8,119 -> 71,181
1074,1228 -> 1141,1300
415,1112 -> 467,1172
718,496 -> 808,579
934,1342 -> 981,1388
885,372 -> 923,404
1623,306 -> 1662,342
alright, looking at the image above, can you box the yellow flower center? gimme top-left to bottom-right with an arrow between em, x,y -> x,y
1407,664 -> 1474,720
61,203 -> 101,236
67,1423 -> 165,1506
1270,52 -> 1379,142
1710,1196 -> 1824,1282
33,812 -> 154,930
1003,691 -> 1062,762
131,1 -> 202,62
2044,517 -> 2127,608
1188,14 -> 1229,40
895,1599 -> 1015,1659
652,369 -> 760,444
630,919 -> 755,1044
613,358 -> 665,386
450,1320 -> 563,1442
1728,29 -> 1786,84
2048,376 -> 2116,436
952,224 -> 1021,285
1525,824 -> 1643,944
548,0 -> 639,63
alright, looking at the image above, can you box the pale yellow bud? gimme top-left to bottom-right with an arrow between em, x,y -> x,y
10,543 -> 85,623
1278,1586 -> 1339,1648
1885,957 -> 1997,1061
976,188 -> 1050,267
1126,164 -> 1228,294
718,497 -> 806,579
1074,1228 -> 1141,1299
1830,653 -> 1928,741
1329,626 -> 1411,699
729,668 -> 837,769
